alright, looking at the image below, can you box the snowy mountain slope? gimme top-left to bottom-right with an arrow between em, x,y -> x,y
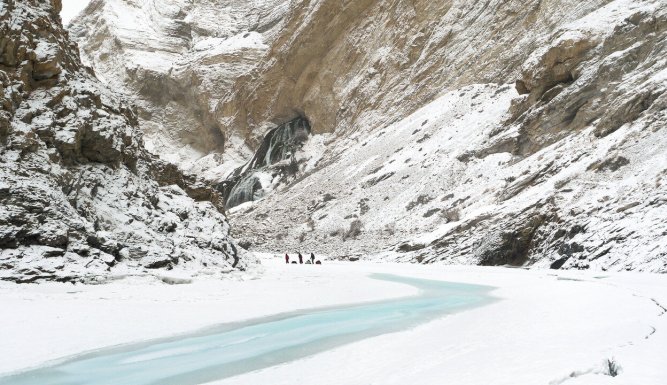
232,81 -> 667,272
71,0 -> 667,272
0,0 -> 249,282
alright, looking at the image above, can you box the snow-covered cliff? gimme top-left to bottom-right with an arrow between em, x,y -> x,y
69,0 -> 667,272
0,0 -> 248,282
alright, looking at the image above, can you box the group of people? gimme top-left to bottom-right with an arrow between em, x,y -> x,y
285,252 -> 321,265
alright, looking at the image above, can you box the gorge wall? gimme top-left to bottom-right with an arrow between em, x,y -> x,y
0,0 -> 247,282
70,0 -> 667,272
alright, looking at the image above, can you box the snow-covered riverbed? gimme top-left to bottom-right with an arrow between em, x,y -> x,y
0,275 -> 495,385
1,257 -> 665,384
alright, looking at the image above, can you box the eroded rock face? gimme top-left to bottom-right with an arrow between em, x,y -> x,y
507,3 -> 667,155
70,0 -> 618,176
69,0 -> 282,179
71,0 -> 667,272
0,0 -> 249,282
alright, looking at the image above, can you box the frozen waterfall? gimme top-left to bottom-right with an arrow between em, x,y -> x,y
221,117 -> 311,209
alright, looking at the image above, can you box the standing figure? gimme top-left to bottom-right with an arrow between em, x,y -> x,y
298,252 -> 303,264
310,253 -> 315,264
285,253 -> 290,264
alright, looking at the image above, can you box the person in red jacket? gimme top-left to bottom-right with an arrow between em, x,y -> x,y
285,253 -> 290,264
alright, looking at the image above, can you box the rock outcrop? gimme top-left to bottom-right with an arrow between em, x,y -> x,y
71,0 -> 667,272
0,0 -> 247,282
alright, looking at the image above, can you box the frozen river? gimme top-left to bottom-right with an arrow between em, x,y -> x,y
0,274 -> 495,385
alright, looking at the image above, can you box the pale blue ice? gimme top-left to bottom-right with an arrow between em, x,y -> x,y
0,274 -> 495,385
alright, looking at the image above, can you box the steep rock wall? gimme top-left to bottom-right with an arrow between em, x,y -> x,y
69,0 -> 289,178
70,0 -> 617,173
0,0 -> 248,282
71,0 -> 667,272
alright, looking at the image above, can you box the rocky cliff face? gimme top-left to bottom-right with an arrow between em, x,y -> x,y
0,0 -> 248,282
72,0 -> 667,272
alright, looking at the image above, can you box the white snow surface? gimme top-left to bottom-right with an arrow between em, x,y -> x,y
1,256 -> 665,384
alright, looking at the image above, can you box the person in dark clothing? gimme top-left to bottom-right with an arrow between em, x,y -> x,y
298,252 -> 303,264
285,253 -> 289,264
310,253 -> 315,264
